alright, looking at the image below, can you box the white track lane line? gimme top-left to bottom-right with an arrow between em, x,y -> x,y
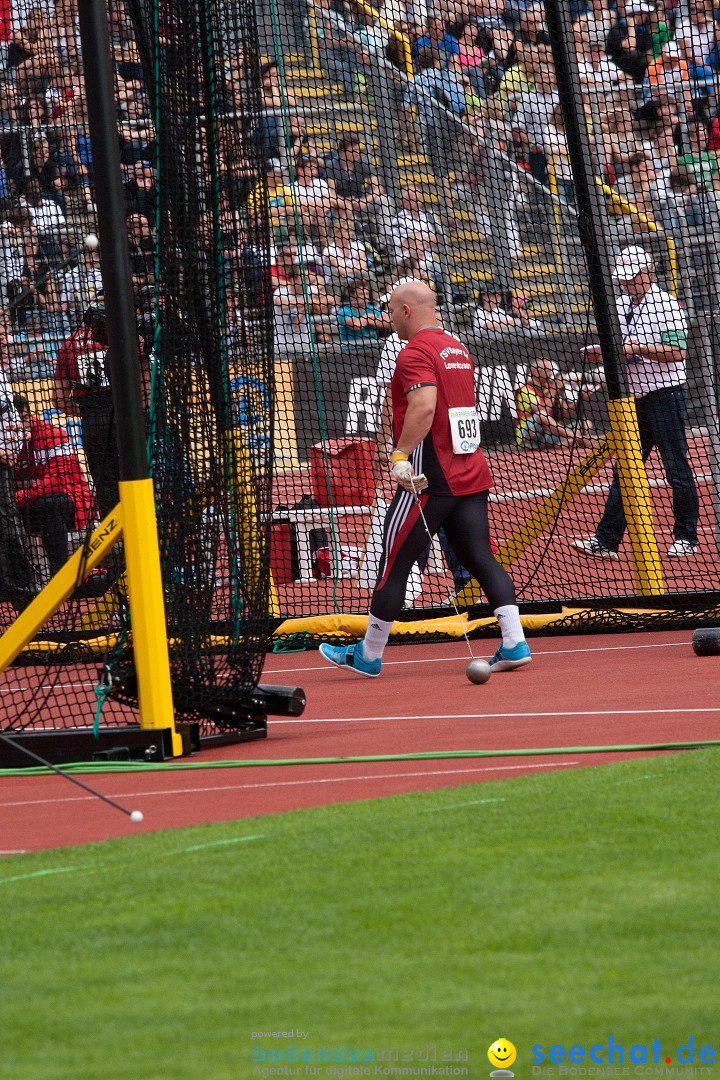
266,639 -> 693,675
0,761 -> 579,809
0,682 -> 98,693
267,706 -> 720,725
0,641 -> 696,692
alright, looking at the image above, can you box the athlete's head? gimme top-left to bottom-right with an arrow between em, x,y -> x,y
386,279 -> 439,342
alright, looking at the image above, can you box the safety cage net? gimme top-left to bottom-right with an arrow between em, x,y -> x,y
255,0 -> 720,646
0,0 -> 274,739
2,0 -> 720,740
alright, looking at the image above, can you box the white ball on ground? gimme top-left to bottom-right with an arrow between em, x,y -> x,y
130,810 -> 144,823
466,658 -> 492,684
84,233 -> 99,250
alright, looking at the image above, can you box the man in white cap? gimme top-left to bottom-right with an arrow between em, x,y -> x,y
319,278 -> 531,677
573,245 -> 699,560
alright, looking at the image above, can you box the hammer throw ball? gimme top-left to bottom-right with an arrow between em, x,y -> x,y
466,659 -> 492,684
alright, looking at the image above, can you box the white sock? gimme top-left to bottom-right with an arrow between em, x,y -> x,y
362,615 -> 394,661
494,605 -> 525,649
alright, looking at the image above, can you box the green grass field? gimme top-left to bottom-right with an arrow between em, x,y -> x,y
3,750 -> 719,1080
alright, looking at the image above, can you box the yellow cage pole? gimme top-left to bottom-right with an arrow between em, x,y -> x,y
0,508 -> 123,674
606,399 -> 664,595
307,2 -> 320,75
542,0 -> 665,598
77,0 -> 178,750
120,480 -> 181,755
231,430 -> 280,619
547,154 -> 565,278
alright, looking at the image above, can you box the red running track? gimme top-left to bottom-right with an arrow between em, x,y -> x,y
2,629 -> 719,852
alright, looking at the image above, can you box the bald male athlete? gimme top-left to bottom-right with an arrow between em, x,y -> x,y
319,280 -> 531,677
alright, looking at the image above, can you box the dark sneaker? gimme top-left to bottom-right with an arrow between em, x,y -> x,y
488,641 -> 532,672
319,642 -> 382,678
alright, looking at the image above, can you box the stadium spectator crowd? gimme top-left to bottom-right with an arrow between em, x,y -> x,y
0,0 -> 717,588
255,0 -> 720,355
0,0 -> 156,593
0,0 -> 715,362
0,0 -> 154,373
0,0 -> 712,600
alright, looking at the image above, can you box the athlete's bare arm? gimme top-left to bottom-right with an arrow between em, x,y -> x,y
395,385 -> 437,456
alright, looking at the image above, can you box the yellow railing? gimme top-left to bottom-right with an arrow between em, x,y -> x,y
308,0 -> 414,84
597,178 -> 679,296
546,156 -> 565,277
307,4 -> 320,74
545,161 -> 678,297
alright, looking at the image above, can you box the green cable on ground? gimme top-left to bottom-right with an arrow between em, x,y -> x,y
1,740 -> 718,777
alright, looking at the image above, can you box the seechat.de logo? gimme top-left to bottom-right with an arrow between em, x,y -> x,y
489,1039 -> 518,1077
532,1037 -> 717,1070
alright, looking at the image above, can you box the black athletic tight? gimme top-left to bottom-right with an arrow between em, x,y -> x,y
370,489 -> 516,623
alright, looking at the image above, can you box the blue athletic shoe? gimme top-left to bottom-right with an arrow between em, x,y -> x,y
319,641 -> 382,678
488,641 -> 532,672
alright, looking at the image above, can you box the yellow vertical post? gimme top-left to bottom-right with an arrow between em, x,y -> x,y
119,478 -> 182,755
76,0 -> 180,754
606,398 -> 664,595
230,431 -> 280,617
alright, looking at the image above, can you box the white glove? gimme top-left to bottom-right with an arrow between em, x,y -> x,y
391,458 -> 428,492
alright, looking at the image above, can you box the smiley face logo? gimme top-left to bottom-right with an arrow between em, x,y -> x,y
488,1039 -> 517,1074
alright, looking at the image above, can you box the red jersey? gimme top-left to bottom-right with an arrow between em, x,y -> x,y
391,327 -> 492,496
15,418 -> 94,530
54,327 -> 109,399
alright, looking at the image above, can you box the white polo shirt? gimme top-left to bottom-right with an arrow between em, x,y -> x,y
616,283 -> 688,399
376,333 -> 404,387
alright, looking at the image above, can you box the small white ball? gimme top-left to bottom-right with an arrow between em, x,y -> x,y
84,233 -> 99,250
130,810 -> 144,824
466,658 -> 492,685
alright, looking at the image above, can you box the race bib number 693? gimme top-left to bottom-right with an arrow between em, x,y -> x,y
448,407 -> 481,455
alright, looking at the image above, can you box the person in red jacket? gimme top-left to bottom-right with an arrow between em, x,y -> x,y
13,395 -> 94,577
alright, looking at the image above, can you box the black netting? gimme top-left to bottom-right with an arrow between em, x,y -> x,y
4,0 -> 720,743
252,0 -> 720,636
0,0 -> 273,740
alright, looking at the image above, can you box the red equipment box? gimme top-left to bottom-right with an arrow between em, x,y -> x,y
309,438 -> 376,508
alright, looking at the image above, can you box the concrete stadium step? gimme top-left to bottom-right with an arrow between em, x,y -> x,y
531,300 -> 592,317
398,170 -> 438,185
449,228 -> 489,244
304,119 -> 368,137
397,154 -> 430,167
290,84 -> 351,99
457,250 -> 497,265
512,262 -> 561,278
